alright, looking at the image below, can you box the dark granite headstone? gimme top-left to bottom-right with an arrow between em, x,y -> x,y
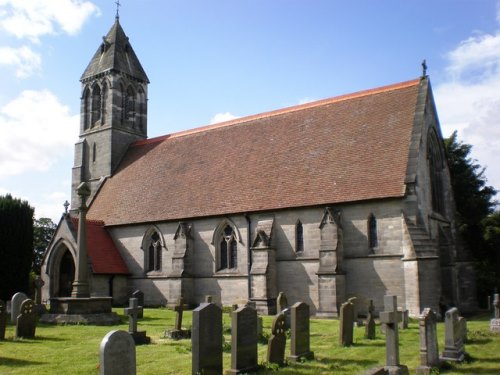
416,308 -> 440,375
124,298 -> 150,345
365,299 -> 376,340
267,313 -> 286,366
288,301 -> 314,362
379,295 -> 408,374
132,290 -> 144,318
192,302 -> 223,375
100,330 -> 136,375
15,299 -> 36,339
440,307 -> 466,362
339,300 -> 354,346
11,292 -> 28,324
0,299 -> 6,340
226,305 -> 259,374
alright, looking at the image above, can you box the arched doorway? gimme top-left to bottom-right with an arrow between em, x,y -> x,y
58,250 -> 75,297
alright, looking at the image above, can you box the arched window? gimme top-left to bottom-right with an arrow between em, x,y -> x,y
144,230 -> 162,272
428,131 -> 445,214
137,87 -> 146,131
296,220 -> 304,253
101,82 -> 108,125
91,84 -> 101,126
125,86 -> 136,123
83,88 -> 91,130
368,213 -> 378,250
218,225 -> 237,270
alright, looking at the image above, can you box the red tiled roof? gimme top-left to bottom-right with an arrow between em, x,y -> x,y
71,218 -> 129,274
88,78 -> 423,226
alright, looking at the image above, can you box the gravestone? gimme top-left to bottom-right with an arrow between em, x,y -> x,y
379,295 -> 409,375
276,291 -> 288,313
0,299 -> 6,340
490,293 -> 500,333
339,300 -> 354,346
11,292 -> 28,324
440,307 -> 466,362
365,299 -> 376,340
15,299 -> 36,339
192,302 -> 223,375
226,305 -> 259,374
166,297 -> 191,339
267,313 -> 286,366
124,298 -> 150,345
398,309 -> 409,330
33,276 -> 47,315
288,301 -> 314,362
100,330 -> 136,375
416,308 -> 440,375
132,290 -> 144,318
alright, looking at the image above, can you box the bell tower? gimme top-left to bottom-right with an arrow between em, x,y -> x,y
71,16 -> 149,211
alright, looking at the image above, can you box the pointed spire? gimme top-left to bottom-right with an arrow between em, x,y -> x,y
80,18 -> 149,83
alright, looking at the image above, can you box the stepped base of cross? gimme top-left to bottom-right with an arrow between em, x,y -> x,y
130,330 -> 151,345
164,328 -> 191,339
39,297 -> 120,325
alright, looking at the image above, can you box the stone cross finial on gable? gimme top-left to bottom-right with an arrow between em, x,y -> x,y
63,200 -> 69,214
115,0 -> 121,20
421,59 -> 428,77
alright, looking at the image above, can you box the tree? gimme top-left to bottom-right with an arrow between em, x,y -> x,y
33,217 -> 57,275
444,131 -> 498,303
0,194 -> 34,301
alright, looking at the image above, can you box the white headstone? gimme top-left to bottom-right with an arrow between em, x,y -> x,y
100,330 -> 136,375
11,292 -> 28,324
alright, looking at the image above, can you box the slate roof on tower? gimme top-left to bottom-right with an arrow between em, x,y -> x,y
87,78 -> 425,226
80,19 -> 149,83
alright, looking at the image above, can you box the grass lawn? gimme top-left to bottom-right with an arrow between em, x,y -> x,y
0,308 -> 499,374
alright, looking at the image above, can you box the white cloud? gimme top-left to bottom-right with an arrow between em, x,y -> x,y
434,21 -> 500,193
298,97 -> 317,105
210,112 -> 239,124
0,45 -> 41,78
0,0 -> 100,42
0,89 -> 78,179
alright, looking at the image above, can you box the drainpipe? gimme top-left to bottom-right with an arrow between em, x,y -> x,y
244,213 -> 252,300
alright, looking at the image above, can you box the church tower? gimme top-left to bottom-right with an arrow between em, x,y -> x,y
71,16 -> 149,210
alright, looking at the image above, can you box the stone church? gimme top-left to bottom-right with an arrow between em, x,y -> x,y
41,18 -> 477,317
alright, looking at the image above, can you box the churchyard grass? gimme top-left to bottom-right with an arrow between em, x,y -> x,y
0,309 -> 499,374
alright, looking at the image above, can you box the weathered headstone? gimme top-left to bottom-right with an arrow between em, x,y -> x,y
124,298 -> 150,345
192,302 -> 223,375
0,299 -> 7,340
166,297 -> 191,339
365,299 -> 376,340
490,293 -> 500,333
100,330 -> 136,375
132,290 -> 144,318
288,301 -> 314,362
267,313 -> 286,366
398,309 -> 409,330
226,305 -> 259,374
339,300 -> 354,346
440,307 -> 466,362
11,292 -> 28,324
379,295 -> 409,374
416,308 -> 440,375
276,291 -> 288,313
15,299 -> 36,339
33,276 -> 47,315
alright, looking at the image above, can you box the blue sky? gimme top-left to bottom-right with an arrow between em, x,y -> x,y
0,0 -> 499,221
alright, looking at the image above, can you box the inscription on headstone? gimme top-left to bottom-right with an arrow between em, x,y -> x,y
416,308 -> 440,375
267,313 -> 286,366
15,299 -> 36,339
100,330 -> 136,375
288,302 -> 314,362
192,302 -> 223,375
11,292 -> 28,324
339,300 -> 354,346
440,307 -> 466,362
226,305 -> 259,374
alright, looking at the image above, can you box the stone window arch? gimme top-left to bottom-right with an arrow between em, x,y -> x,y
141,226 -> 165,273
213,220 -> 241,271
428,129 -> 445,214
368,213 -> 378,251
91,84 -> 101,126
295,220 -> 304,253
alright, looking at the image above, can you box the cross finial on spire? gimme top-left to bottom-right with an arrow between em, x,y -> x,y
421,59 -> 428,78
63,200 -> 70,214
115,0 -> 121,20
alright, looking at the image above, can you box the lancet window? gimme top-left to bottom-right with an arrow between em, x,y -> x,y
218,225 -> 237,270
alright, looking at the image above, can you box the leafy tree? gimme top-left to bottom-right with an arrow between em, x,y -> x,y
0,194 -> 34,301
33,217 -> 57,275
444,131 -> 498,303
